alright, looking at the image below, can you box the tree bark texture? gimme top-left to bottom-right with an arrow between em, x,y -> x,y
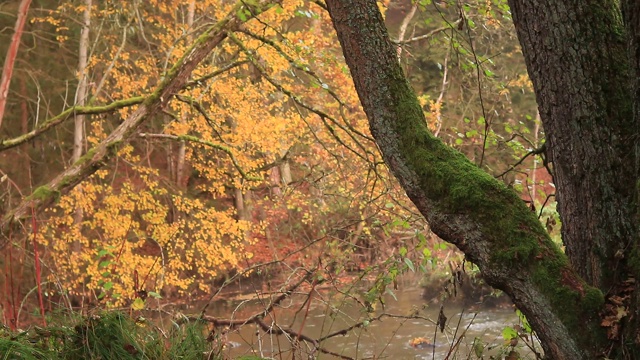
73,0 -> 92,163
175,0 -> 196,188
508,0 -> 637,291
71,0 -> 92,233
326,1 -> 604,358
619,1 -> 640,357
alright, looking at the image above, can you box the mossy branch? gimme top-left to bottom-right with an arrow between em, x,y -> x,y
0,97 -> 145,152
138,133 -> 262,181
0,59 -> 248,153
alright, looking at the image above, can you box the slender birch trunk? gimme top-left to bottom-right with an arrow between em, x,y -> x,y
175,0 -> 196,187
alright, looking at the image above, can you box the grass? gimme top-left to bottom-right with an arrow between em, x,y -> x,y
0,311 -> 221,360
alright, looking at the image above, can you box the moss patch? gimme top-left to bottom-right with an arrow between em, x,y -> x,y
28,185 -> 60,203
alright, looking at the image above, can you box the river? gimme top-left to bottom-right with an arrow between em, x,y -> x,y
172,283 -> 541,359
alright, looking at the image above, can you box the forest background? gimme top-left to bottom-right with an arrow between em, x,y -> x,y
0,0 -> 549,336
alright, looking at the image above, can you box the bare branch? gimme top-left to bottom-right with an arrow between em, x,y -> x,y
393,21 -> 461,45
495,143 -> 546,179
138,133 -> 262,181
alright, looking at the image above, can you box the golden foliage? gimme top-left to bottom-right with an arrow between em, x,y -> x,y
31,0 -> 418,305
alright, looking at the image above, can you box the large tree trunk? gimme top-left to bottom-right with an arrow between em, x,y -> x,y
326,1 -> 610,358
508,0 -> 637,292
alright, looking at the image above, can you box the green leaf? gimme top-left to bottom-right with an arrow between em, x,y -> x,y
98,260 -> 111,269
148,291 -> 162,299
455,138 -> 464,145
97,249 -> 111,257
473,337 -> 484,357
399,246 -> 408,257
404,258 -> 415,272
516,309 -> 532,333
131,298 -> 145,311
237,8 -> 247,22
385,288 -> 397,301
502,326 -> 518,340
417,233 -> 427,246
103,281 -> 113,291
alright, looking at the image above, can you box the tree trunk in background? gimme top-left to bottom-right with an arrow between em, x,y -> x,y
326,0 -> 619,357
234,187 -> 251,221
71,0 -> 92,240
175,0 -> 196,188
0,0 -> 31,130
270,166 -> 282,197
620,0 -> 640,356
508,0 -> 636,292
73,0 -> 91,163
19,77 -> 31,188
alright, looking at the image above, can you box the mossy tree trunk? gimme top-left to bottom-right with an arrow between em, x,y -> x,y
509,0 -> 636,293
326,0 -> 640,358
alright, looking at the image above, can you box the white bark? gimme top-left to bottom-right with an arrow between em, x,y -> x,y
175,0 -> 196,187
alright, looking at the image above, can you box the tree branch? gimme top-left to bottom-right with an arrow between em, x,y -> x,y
495,143 -> 546,179
138,133 -> 261,181
0,96 -> 145,152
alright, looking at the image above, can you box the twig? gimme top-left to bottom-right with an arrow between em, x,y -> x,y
138,133 -> 261,181
495,143 -> 546,179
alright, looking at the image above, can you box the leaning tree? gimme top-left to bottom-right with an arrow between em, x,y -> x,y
326,0 -> 640,359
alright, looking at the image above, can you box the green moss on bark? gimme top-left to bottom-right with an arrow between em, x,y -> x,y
28,185 -> 60,202
385,66 -> 603,348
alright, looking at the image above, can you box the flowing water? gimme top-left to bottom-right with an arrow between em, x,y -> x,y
172,286 -> 539,359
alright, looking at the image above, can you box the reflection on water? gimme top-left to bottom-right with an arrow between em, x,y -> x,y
180,287 -> 539,359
